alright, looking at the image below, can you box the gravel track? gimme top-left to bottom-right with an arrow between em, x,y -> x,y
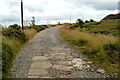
12,26 -> 113,78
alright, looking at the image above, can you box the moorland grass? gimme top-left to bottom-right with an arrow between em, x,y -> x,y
2,28 -> 38,78
59,26 -> 118,77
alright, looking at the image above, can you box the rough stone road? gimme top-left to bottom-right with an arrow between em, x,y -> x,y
12,26 -> 112,78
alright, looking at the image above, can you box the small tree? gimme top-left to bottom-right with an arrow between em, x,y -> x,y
85,20 -> 89,23
90,19 -> 95,22
30,16 -> 35,26
58,22 -> 60,25
76,19 -> 84,28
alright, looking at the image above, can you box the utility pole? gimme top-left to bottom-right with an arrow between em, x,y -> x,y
21,0 -> 24,30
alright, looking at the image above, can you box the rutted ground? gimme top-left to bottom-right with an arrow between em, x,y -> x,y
12,26 -> 112,78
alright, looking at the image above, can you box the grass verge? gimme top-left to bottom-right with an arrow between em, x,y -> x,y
2,28 -> 38,78
59,25 -> 118,77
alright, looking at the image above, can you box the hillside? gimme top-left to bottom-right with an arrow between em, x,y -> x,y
87,19 -> 119,36
102,13 -> 120,20
59,19 -> 119,77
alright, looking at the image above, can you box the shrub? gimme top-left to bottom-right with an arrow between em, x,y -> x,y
89,30 -> 110,34
34,25 -> 46,32
2,28 -> 28,42
103,42 -> 119,64
2,42 -> 13,78
76,19 -> 84,28
89,30 -> 119,36
103,42 -> 119,51
70,24 -> 79,28
26,26 -> 34,29
90,19 -> 95,22
39,25 -> 48,28
85,20 -> 89,23
9,24 -> 21,30
111,32 -> 119,36
26,25 -> 47,32
35,28 -> 44,32
82,48 -> 100,55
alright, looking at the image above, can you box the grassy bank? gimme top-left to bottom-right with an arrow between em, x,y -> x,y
1,24 -> 49,78
59,24 -> 119,77
84,19 -> 119,36
2,36 -> 25,78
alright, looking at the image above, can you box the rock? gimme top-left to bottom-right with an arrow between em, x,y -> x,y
72,58 -> 86,69
82,58 -> 87,60
87,65 -> 90,68
31,61 -> 52,69
40,76 -> 53,78
28,69 -> 49,76
97,69 -> 105,74
72,58 -> 82,63
32,56 -> 49,61
28,75 -> 39,78
66,55 -> 73,60
91,68 -> 94,72
87,61 -> 93,64
53,54 -> 66,60
52,65 -> 74,72
57,61 -> 72,66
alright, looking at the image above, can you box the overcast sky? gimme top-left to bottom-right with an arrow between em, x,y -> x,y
0,0 -> 119,27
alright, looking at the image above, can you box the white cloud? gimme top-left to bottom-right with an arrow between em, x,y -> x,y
0,0 -> 119,26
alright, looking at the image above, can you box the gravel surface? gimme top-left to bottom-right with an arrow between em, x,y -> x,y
12,26 -> 113,78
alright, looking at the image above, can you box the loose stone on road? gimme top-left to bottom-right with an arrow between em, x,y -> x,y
12,26 -> 112,78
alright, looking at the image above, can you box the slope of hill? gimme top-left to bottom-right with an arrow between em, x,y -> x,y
59,19 -> 119,77
87,19 -> 119,36
102,13 -> 120,20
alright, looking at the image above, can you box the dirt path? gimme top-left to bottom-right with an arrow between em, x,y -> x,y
12,26 -> 111,78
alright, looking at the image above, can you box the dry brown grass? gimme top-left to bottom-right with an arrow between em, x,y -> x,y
60,26 -> 117,50
90,19 -> 119,32
23,28 -> 37,40
47,24 -> 55,28
2,28 -> 38,78
59,25 -> 118,76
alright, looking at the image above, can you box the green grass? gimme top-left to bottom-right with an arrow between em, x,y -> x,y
1,24 -> 52,78
89,30 -> 119,36
2,28 -> 28,42
82,21 -> 101,27
2,28 -> 38,78
2,36 -> 25,78
87,19 -> 119,33
59,25 -> 118,77
26,25 -> 47,32
71,19 -> 119,37
0,33 -> 2,79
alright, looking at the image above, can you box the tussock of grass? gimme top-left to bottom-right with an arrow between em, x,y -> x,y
59,26 -> 118,76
